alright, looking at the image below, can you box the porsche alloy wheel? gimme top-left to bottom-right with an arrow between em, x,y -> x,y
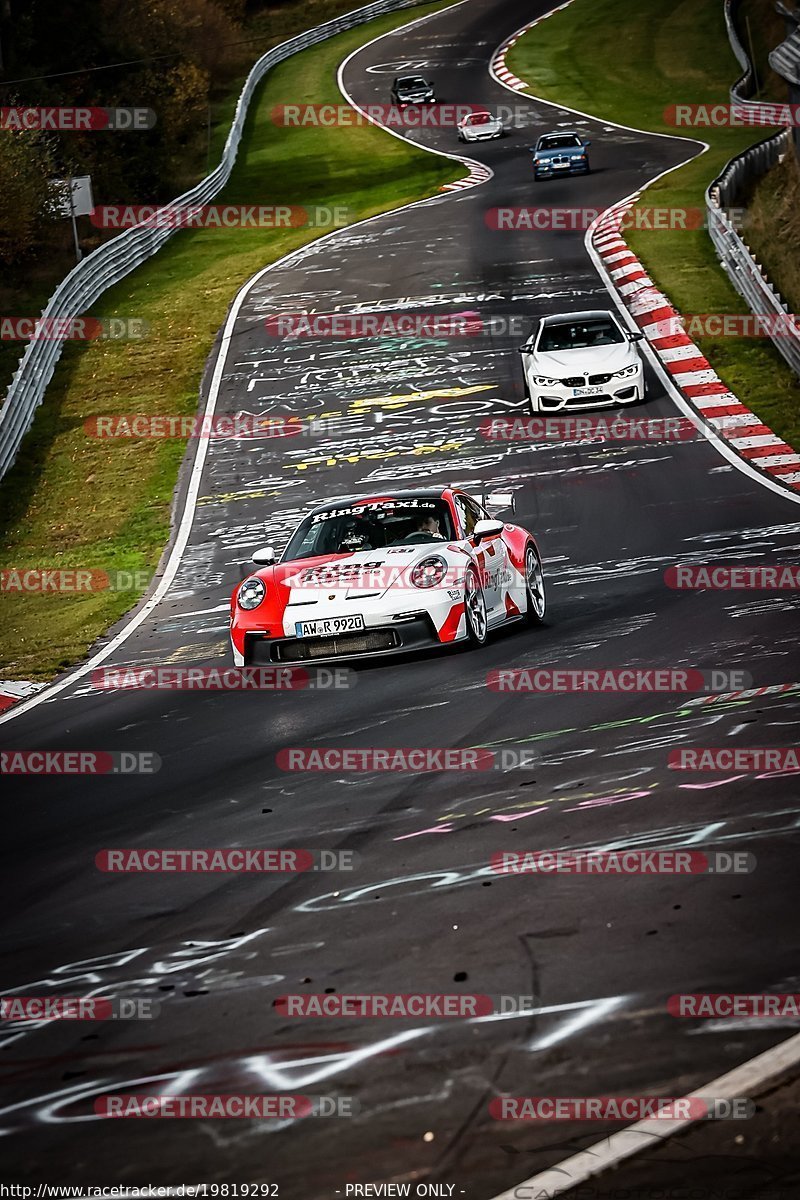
525,545 -> 546,624
464,567 -> 488,646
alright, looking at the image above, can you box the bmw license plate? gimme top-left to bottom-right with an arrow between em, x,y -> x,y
572,386 -> 603,397
296,614 -> 365,637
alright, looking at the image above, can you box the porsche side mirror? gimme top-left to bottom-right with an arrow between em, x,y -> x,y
627,330 -> 645,341
473,519 -> 504,543
252,545 -> 276,565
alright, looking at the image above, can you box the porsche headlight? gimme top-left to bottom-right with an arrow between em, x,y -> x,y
613,364 -> 640,378
410,556 -> 448,589
531,375 -> 562,386
238,577 -> 266,610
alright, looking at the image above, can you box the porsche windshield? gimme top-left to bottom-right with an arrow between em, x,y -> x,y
538,318 -> 624,352
282,499 -> 455,561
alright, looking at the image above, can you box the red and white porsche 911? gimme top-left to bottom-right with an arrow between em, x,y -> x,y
229,487 -> 546,665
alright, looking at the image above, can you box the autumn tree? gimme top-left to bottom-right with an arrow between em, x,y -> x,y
0,129 -> 58,263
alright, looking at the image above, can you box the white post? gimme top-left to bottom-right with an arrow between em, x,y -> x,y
68,174 -> 82,263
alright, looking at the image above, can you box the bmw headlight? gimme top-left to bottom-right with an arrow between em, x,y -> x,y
613,364 -> 640,378
531,375 -> 562,386
410,556 -> 448,589
238,577 -> 266,610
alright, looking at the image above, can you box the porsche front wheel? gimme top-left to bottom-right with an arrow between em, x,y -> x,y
464,567 -> 488,646
524,545 -> 546,624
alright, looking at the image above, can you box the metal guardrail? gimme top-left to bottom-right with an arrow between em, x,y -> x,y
707,131 -> 800,380
711,126 -> 792,208
705,3 -> 800,378
770,24 -> 800,82
725,0 -> 757,101
770,2 -> 800,158
0,0 -> 424,481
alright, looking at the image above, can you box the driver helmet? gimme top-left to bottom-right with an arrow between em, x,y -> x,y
338,520 -> 373,553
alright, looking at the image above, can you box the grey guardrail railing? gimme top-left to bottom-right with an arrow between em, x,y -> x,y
706,135 -> 800,378
705,3 -> 800,378
725,0 -> 757,101
770,3 -> 800,158
711,125 -> 791,207
0,0 -> 425,482
770,24 -> 800,84
772,0 -> 800,84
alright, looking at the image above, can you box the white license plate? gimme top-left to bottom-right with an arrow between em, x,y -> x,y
296,614 -> 365,638
572,386 -> 603,397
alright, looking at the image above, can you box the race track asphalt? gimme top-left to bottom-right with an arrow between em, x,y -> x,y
2,0 -> 799,1194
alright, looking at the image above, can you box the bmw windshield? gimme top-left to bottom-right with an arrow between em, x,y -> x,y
537,134 -> 583,150
537,319 -> 624,353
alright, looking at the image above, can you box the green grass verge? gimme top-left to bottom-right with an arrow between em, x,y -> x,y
0,0 -> 461,681
506,0 -> 800,449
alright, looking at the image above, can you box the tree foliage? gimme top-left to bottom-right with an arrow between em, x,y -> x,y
0,0 -> 245,262
0,130 -> 58,263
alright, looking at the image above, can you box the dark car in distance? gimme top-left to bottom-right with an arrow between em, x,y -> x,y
391,75 -> 436,105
